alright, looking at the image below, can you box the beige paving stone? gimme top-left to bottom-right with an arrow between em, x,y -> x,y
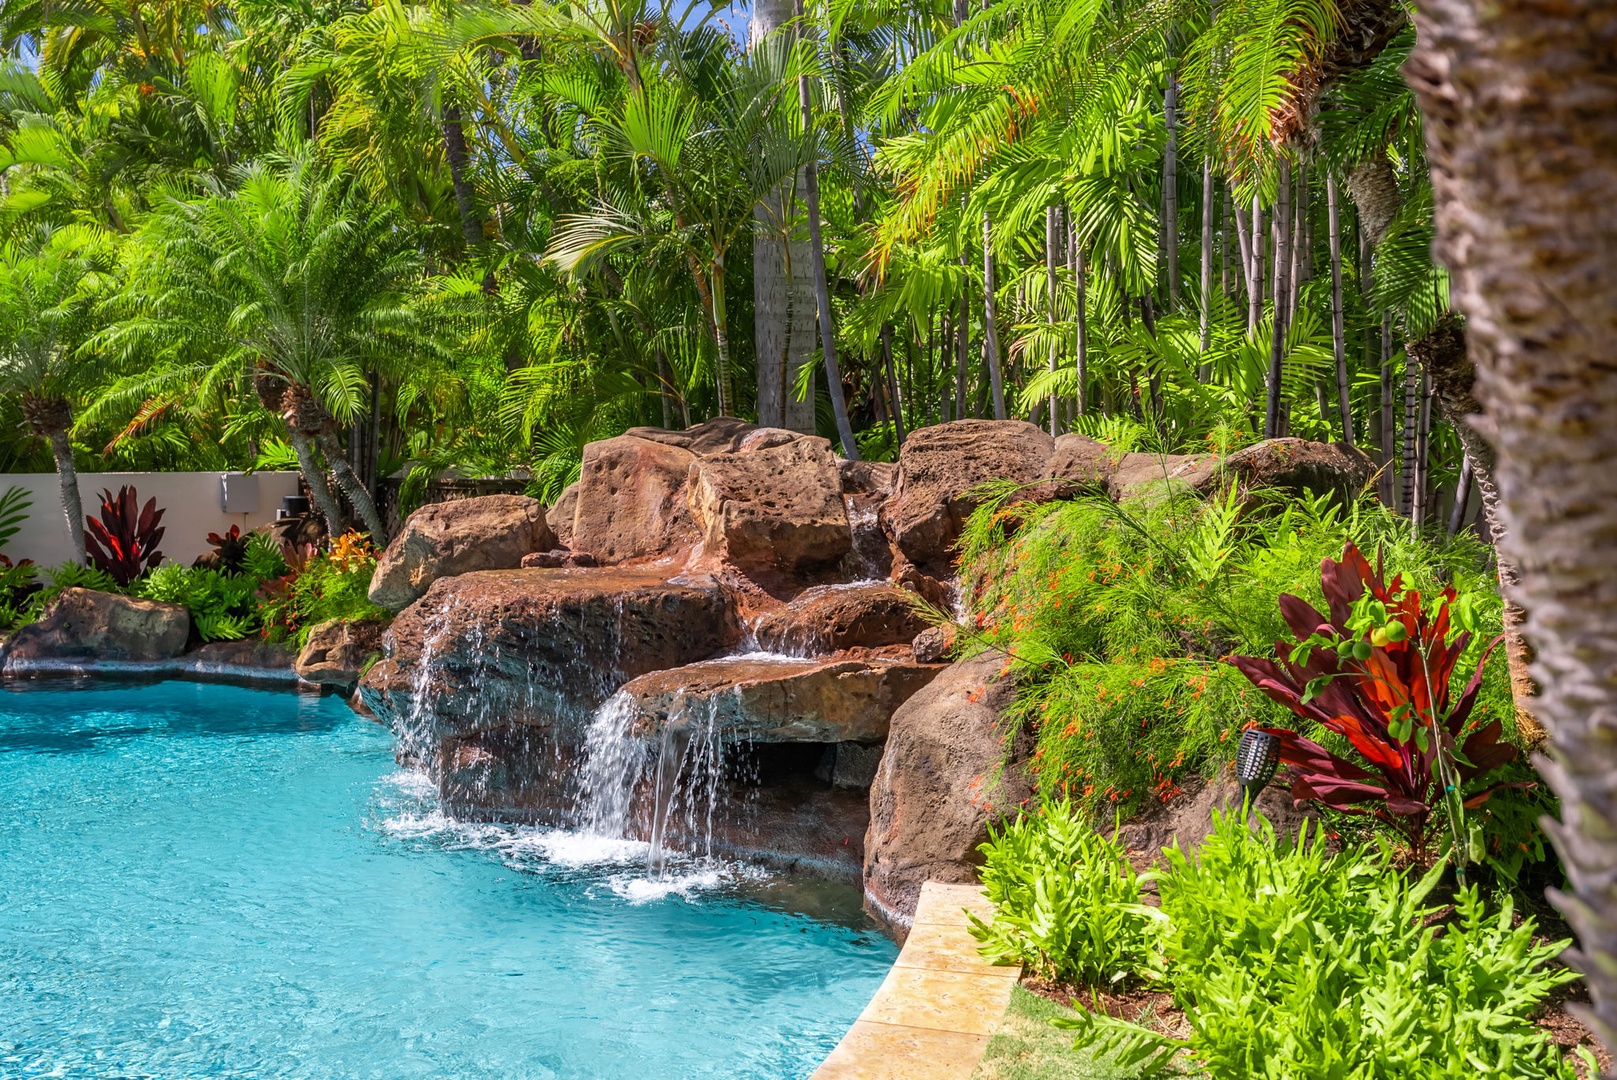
894,920 -> 1019,979
861,967 -> 1016,1036
912,882 -> 995,926
810,1021 -> 990,1080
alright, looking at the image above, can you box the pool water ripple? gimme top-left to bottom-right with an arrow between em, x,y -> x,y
0,682 -> 894,1080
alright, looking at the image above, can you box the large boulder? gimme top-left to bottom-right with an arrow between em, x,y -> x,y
2,588 -> 189,670
883,420 -> 1056,569
1042,432 -> 1114,496
618,652 -> 944,745
752,583 -> 930,655
369,495 -> 554,611
864,649 -> 1032,928
686,435 -> 851,575
547,482 -> 579,548
1107,451 -> 1221,501
1212,438 -> 1375,500
295,617 -> 389,690
569,434 -> 700,563
622,417 -> 758,456
359,566 -> 739,740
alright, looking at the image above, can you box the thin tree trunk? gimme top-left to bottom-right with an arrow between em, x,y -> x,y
1221,186 -> 1232,302
1164,74 -> 1180,309
287,428 -> 344,539
1289,160 -> 1308,318
1401,346 -> 1419,516
1264,159 -> 1293,438
794,50 -> 858,458
1411,367 -> 1431,533
956,252 -> 970,418
1071,230 -> 1087,416
1200,158 -> 1214,357
1046,205 -> 1059,435
982,213 -> 1006,420
882,327 -> 906,445
1327,174 -> 1353,446
1250,194 -> 1264,334
46,429 -> 86,565
441,102 -> 493,297
1233,189 -> 1255,312
1380,313 -> 1396,504
1448,454 -> 1473,535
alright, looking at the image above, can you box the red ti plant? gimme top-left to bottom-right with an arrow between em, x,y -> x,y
84,486 -> 166,586
1227,542 -> 1518,870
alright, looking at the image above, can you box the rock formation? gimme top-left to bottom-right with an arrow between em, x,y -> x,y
369,494 -> 555,611
3,588 -> 190,668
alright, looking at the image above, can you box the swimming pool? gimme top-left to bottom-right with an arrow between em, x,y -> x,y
0,682 -> 894,1079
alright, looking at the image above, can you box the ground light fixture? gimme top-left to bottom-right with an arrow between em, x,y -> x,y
1235,728 -> 1281,807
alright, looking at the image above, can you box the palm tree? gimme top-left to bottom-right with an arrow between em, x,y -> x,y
0,224 -> 118,564
98,151 -> 435,542
1408,0 -> 1617,1046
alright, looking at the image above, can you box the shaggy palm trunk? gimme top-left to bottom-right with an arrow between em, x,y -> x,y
1264,159 -> 1293,439
750,0 -> 817,432
277,384 -> 347,539
46,428 -> 85,566
982,213 -> 1006,420
316,427 -> 389,543
1327,174 -> 1353,446
1407,0 -> 1617,1046
287,429 -> 344,539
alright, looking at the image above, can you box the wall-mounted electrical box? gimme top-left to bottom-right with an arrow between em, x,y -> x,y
220,473 -> 260,514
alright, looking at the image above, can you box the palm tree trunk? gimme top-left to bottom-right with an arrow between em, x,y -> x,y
1379,313 -> 1396,504
1071,229 -> 1087,416
793,7 -> 859,459
882,327 -> 906,445
1401,349 -> 1419,516
1233,190 -> 1255,313
46,429 -> 86,566
956,253 -> 970,419
1163,74 -> 1180,309
441,103 -> 486,256
316,427 -> 389,543
982,213 -> 1006,420
287,428 -> 344,539
710,255 -> 738,418
1448,454 -> 1473,535
1264,159 -> 1293,438
1199,159 -> 1213,357
1249,194 -> 1264,334
1046,205 -> 1059,435
1327,174 -> 1353,446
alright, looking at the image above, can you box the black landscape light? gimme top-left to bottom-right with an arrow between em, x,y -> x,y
1235,728 -> 1280,805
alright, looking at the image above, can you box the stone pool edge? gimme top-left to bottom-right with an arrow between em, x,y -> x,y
810,881 -> 1018,1080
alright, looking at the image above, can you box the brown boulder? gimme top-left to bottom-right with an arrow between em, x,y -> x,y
547,482 -> 579,548
521,549 -> 598,569
570,435 -> 700,563
864,649 -> 1033,928
1042,433 -> 1114,496
623,417 -> 758,456
686,435 -> 851,574
1107,451 -> 1220,501
1212,438 -> 1375,501
295,617 -> 389,690
369,495 -> 554,611
752,583 -> 930,655
618,652 -> 944,745
840,459 -> 899,500
2,588 -> 189,669
910,624 -> 958,664
736,427 -> 803,452
359,566 -> 739,739
883,420 -> 1056,569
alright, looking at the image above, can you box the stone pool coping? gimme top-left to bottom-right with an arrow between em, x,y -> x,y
1,655 -> 316,689
811,881 -> 1018,1080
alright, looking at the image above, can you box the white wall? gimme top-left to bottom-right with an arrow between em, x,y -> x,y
0,471 -> 303,568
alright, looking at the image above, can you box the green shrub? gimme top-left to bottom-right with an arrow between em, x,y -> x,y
258,530 -> 389,646
971,800 -> 1166,986
1062,812 -> 1585,1079
955,486 -> 1518,826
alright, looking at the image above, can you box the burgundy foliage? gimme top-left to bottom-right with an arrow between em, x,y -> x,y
85,486 -> 166,586
1227,542 -> 1517,850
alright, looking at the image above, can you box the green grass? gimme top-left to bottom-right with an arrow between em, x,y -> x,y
970,986 -> 1150,1080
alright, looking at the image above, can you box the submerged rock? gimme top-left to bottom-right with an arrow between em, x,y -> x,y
569,434 -> 701,563
751,583 -> 930,656
369,495 -> 554,611
618,651 -> 944,745
864,649 -> 1033,929
686,435 -> 851,575
3,588 -> 189,669
295,617 -> 388,691
883,420 -> 1055,570
360,566 -> 739,739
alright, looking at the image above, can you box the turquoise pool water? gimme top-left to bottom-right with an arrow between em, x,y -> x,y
0,682 -> 895,1080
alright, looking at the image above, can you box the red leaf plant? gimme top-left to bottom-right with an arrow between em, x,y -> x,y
1227,541 -> 1518,863
84,485 -> 166,586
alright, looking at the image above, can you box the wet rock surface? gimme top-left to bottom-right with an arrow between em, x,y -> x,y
359,566 -> 740,738
617,651 -> 945,745
751,583 -> 930,655
369,495 -> 555,611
